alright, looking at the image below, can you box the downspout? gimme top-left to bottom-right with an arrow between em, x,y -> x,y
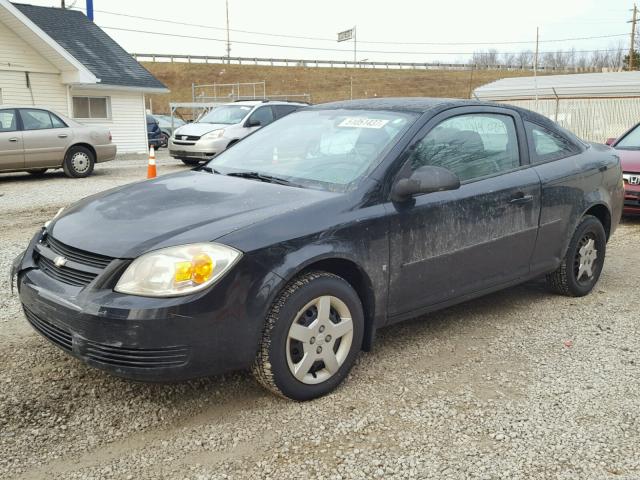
86,0 -> 94,21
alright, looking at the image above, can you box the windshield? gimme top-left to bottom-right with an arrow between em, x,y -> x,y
615,124 -> 640,149
199,105 -> 253,124
155,115 -> 185,127
208,109 -> 417,191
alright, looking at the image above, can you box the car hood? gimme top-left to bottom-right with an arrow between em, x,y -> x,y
174,123 -> 231,137
616,148 -> 640,172
49,171 -> 335,258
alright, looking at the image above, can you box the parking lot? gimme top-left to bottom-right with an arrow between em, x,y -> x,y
1,152 -> 639,480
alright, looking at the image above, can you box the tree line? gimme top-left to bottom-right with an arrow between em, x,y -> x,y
469,43 -> 631,71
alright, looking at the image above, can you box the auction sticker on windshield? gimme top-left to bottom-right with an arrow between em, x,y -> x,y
338,118 -> 390,129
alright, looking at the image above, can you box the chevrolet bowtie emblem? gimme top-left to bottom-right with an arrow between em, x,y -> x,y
53,256 -> 67,268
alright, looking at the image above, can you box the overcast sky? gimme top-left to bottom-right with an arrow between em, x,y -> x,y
22,0 -> 636,63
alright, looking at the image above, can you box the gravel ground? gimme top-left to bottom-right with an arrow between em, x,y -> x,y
1,153 -> 639,479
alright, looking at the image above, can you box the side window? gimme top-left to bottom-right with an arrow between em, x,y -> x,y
249,106 -> 275,126
20,109 -> 53,130
525,121 -> 578,163
409,113 -> 520,182
0,109 -> 17,132
50,113 -> 67,129
274,105 -> 299,118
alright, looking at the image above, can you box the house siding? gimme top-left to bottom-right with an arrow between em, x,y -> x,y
71,88 -> 147,154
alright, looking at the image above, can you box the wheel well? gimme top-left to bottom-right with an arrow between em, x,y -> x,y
67,143 -> 96,160
227,139 -> 239,147
585,204 -> 611,240
299,258 -> 376,351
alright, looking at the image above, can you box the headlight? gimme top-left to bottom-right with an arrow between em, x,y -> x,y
44,207 -> 65,228
203,129 -> 225,140
115,243 -> 242,297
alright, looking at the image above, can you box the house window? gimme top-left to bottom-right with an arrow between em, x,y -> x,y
72,96 -> 110,119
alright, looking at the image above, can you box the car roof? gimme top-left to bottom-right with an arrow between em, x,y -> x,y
223,100 -> 308,107
309,97 -> 483,113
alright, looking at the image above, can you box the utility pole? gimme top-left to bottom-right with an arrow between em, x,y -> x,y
630,3 -> 638,70
225,0 -> 231,64
534,26 -> 539,103
353,26 -> 357,67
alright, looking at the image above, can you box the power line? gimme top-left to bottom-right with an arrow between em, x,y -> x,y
82,8 -> 629,46
100,25 -> 627,56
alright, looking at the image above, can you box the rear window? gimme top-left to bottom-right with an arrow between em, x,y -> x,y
525,121 -> 579,163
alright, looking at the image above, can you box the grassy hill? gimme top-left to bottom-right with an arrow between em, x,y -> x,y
143,62 -> 539,114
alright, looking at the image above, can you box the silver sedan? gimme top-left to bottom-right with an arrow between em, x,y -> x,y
0,106 -> 116,178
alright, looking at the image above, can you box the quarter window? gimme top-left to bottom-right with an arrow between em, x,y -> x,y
73,96 -> 110,119
525,121 -> 578,162
409,113 -> 520,182
0,109 -> 17,132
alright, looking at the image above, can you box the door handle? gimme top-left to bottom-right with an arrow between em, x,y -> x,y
8,137 -> 18,142
58,134 -> 68,138
599,165 -> 608,172
509,194 -> 534,205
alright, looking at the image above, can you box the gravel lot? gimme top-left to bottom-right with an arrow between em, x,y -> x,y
1,153 -> 639,479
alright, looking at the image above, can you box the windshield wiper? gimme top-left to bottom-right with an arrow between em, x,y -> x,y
225,171 -> 298,186
198,165 -> 222,174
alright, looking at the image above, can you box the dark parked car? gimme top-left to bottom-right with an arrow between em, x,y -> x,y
12,99 -> 624,400
146,114 -> 163,148
606,125 -> 640,215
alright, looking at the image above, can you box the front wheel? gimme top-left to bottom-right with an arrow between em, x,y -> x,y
546,215 -> 606,297
63,146 -> 95,178
252,271 -> 364,401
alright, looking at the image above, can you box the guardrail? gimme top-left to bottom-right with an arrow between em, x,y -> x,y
132,53 -> 599,72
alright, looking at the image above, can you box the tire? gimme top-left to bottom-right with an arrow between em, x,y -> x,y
160,133 -> 169,148
180,158 -> 201,166
252,271 -> 364,401
28,169 -> 47,176
546,215 -> 607,297
63,146 -> 95,178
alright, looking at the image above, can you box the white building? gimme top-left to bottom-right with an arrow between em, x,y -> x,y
473,72 -> 640,143
0,1 -> 168,153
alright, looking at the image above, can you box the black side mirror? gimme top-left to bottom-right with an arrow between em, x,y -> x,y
391,165 -> 460,202
246,118 -> 261,127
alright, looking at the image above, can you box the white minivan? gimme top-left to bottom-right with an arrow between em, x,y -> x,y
169,100 -> 306,165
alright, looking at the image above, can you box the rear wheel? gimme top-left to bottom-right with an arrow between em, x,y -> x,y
546,215 -> 606,297
160,133 -> 169,148
180,158 -> 201,166
252,271 -> 364,401
63,146 -> 95,178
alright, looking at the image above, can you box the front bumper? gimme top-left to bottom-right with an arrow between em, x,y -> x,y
623,184 -> 640,215
95,144 -> 117,163
14,231 -> 282,382
169,137 -> 229,160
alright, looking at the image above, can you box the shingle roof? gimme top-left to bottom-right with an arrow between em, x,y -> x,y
13,3 -> 167,91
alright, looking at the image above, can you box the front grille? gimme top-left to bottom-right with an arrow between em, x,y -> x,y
24,306 -> 73,352
37,255 -> 98,287
176,135 -> 200,141
35,235 -> 113,287
84,341 -> 189,369
44,235 -> 112,269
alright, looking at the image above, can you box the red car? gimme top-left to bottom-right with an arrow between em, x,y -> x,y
607,127 -> 640,215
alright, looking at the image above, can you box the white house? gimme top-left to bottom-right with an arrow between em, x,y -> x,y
473,72 -> 640,143
0,1 -> 168,153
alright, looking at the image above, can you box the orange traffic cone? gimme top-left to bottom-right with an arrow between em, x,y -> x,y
147,144 -> 157,179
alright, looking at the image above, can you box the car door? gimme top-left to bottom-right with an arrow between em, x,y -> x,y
0,108 -> 24,171
19,109 -> 73,168
386,107 -> 541,318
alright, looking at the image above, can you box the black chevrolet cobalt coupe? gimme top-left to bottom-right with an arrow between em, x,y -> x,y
13,99 -> 624,400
